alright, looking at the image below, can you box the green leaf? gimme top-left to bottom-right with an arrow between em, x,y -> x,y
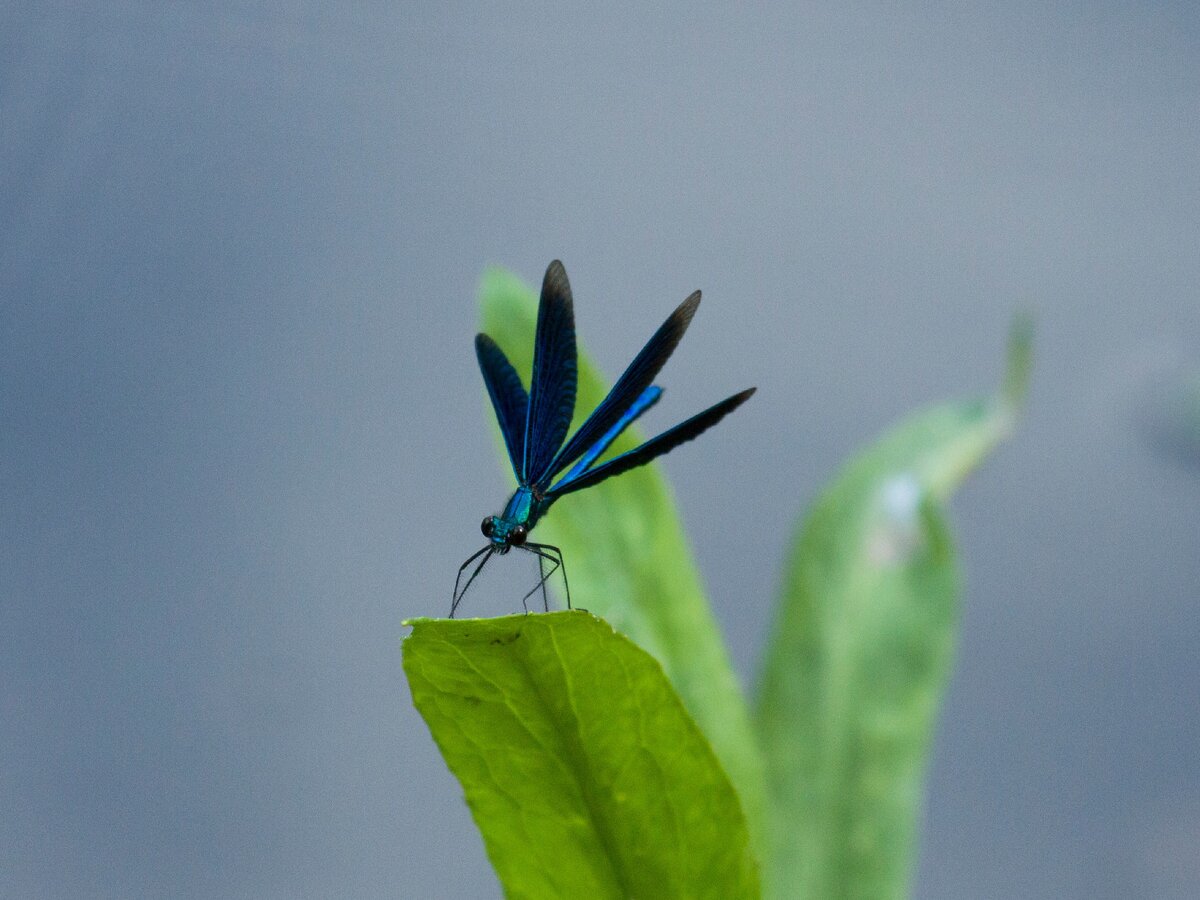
754,319 -> 1032,900
403,611 -> 760,900
478,266 -> 768,852
1148,372 -> 1200,460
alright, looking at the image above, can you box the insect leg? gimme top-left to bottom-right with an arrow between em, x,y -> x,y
450,546 -> 494,617
537,552 -> 548,612
520,544 -> 561,611
525,542 -> 570,611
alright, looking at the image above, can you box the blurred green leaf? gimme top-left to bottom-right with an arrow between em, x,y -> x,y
754,319 -> 1032,900
478,266 -> 767,851
403,611 -> 760,899
1146,372 -> 1200,463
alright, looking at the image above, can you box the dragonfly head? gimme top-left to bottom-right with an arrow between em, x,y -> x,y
481,516 -> 527,553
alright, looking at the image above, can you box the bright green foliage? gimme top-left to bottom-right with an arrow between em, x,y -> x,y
402,612 -> 760,900
478,268 -> 768,851
754,320 -> 1032,899
406,264 -> 1031,899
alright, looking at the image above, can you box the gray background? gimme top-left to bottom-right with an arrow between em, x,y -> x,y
2,3 -> 1198,898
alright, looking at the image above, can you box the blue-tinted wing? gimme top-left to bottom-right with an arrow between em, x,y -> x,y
537,290 -> 701,489
475,333 -> 528,481
523,260 -> 577,484
545,388 -> 755,499
551,385 -> 662,491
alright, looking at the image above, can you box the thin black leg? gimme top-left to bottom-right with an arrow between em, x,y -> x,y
537,552 -> 548,612
524,542 -> 570,611
520,564 -> 532,615
450,546 -> 494,618
513,547 -> 554,609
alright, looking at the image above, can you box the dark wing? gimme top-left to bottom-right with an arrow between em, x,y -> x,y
537,290 -> 701,489
551,385 -> 661,489
523,260 -> 577,484
475,333 -> 528,481
546,387 -> 755,499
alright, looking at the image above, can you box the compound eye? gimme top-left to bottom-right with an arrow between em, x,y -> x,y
509,524 -> 527,546
480,517 -> 495,538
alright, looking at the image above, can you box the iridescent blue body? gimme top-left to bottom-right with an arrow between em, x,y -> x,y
450,260 -> 755,616
485,487 -> 548,552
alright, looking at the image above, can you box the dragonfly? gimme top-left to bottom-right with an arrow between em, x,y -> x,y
451,260 -> 755,617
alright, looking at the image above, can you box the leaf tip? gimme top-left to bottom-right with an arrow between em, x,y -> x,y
479,266 -> 534,321
1000,313 -> 1034,411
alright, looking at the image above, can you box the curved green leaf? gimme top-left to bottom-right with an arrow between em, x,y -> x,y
403,611 -> 760,899
478,267 -> 767,852
754,319 -> 1032,899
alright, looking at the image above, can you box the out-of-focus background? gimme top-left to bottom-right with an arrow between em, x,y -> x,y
2,4 -> 1198,897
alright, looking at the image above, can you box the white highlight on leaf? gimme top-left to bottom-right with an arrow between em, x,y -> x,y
866,473 -> 924,566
